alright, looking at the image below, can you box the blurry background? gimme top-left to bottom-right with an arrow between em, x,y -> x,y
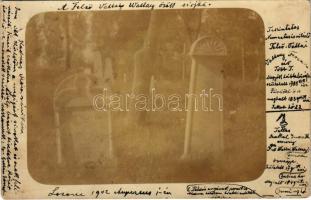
26,9 -> 266,184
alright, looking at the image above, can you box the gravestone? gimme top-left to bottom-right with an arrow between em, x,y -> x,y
182,36 -> 227,159
53,63 -> 114,167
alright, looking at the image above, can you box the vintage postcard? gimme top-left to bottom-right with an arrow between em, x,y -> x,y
0,0 -> 310,199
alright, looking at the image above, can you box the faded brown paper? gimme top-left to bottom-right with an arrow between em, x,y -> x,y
0,0 -> 310,199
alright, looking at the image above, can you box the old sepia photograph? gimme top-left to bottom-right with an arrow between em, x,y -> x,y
26,8 -> 266,184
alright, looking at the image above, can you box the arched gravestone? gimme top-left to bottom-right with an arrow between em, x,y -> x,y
53,68 -> 114,166
182,36 -> 227,159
